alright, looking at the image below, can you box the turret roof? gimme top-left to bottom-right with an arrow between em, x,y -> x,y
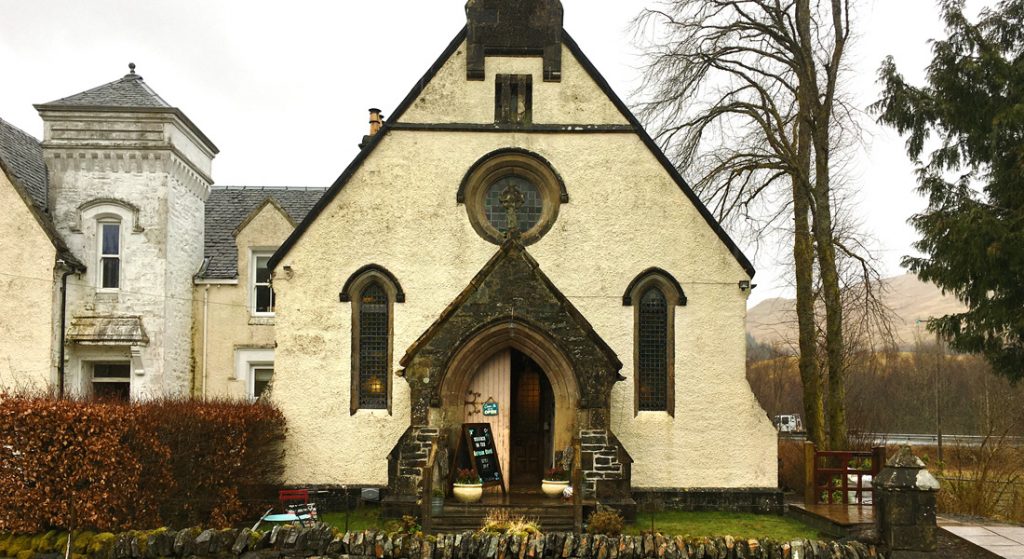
37,64 -> 171,109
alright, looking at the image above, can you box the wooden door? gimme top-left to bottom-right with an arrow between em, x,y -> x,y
465,349 -> 511,489
510,368 -> 545,486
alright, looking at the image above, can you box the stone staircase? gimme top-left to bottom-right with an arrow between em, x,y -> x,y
429,501 -> 577,534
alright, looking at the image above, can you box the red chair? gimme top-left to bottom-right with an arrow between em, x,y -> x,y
278,489 -> 317,524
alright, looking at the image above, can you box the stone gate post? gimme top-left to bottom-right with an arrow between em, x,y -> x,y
874,446 -> 941,557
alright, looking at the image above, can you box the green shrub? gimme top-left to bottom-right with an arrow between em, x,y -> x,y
586,507 -> 624,536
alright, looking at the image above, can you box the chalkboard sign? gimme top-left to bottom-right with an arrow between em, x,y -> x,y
453,423 -> 505,493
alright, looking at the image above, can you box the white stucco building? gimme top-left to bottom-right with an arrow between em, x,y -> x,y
0,0 -> 777,517
266,0 -> 777,515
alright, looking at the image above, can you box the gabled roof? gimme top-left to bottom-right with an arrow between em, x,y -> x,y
0,116 -> 48,212
267,27 -> 755,278
38,69 -> 170,109
401,237 -> 622,373
0,117 -> 84,270
201,186 -> 326,280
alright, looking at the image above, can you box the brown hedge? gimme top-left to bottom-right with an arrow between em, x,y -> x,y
0,394 -> 285,534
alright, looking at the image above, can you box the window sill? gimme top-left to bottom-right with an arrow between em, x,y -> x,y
248,316 -> 276,326
352,408 -> 393,418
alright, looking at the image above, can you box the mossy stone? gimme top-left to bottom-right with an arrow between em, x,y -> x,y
73,532 -> 97,554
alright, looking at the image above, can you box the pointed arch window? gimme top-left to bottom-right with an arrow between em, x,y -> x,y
638,288 -> 668,411
341,265 -> 406,414
624,268 -> 686,416
358,283 -> 389,410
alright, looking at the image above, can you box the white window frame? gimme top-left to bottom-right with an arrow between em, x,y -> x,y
98,219 -> 122,291
250,250 -> 276,316
88,361 -> 132,400
234,348 -> 274,400
250,365 -> 274,401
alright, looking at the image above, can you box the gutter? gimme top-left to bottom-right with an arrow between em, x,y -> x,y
202,285 -> 209,399
57,262 -> 76,399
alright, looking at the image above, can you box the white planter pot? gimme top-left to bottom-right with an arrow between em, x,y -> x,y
452,483 -> 483,503
541,479 -> 570,498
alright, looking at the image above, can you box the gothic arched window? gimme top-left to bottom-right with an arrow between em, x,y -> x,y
341,265 -> 406,414
623,268 -> 686,415
358,283 -> 389,410
637,287 -> 668,411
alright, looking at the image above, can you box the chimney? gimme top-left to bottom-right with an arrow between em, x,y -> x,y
369,108 -> 384,135
360,108 -> 384,149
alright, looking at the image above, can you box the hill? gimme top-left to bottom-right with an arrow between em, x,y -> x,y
747,273 -> 966,349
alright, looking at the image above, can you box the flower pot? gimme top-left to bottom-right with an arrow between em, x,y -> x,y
542,479 -> 570,498
452,483 -> 483,503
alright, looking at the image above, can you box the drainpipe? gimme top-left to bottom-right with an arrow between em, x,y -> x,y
57,261 -> 74,399
202,284 -> 210,399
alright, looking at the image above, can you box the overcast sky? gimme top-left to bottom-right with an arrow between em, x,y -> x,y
0,0 -> 954,306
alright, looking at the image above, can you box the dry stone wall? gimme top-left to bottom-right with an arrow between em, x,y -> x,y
0,526 -> 886,559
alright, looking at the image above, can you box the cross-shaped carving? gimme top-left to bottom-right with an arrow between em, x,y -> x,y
499,180 -> 525,239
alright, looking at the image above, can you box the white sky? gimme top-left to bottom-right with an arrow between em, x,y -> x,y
0,0 -> 953,306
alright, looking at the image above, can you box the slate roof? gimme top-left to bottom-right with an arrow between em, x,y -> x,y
38,68 -> 171,109
0,117 -> 49,212
35,66 -> 219,154
201,186 -> 327,280
0,117 -> 84,270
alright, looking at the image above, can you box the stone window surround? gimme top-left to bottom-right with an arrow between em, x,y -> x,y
623,268 -> 687,417
249,248 -> 276,318
458,149 -> 567,246
340,265 -> 405,416
75,200 -> 142,293
233,347 -> 274,400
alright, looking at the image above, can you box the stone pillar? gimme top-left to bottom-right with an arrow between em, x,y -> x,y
874,446 -> 940,557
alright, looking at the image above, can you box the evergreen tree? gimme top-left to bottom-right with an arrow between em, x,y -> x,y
873,0 -> 1024,381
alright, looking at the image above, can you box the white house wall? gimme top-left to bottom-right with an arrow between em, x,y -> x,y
271,42 -> 776,488
40,110 -> 213,398
0,171 -> 57,392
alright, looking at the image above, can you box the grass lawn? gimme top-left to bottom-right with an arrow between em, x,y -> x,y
628,511 -> 822,540
320,506 -> 822,541
321,507 -> 388,532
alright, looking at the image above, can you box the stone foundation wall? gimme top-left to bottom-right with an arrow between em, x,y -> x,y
632,488 -> 784,514
0,526 -> 885,559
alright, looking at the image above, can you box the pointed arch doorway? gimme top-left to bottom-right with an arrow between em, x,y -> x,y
439,320 -> 580,492
464,347 -> 556,490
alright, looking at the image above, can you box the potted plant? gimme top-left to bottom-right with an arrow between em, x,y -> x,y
431,488 -> 445,514
452,468 -> 483,503
542,466 -> 570,498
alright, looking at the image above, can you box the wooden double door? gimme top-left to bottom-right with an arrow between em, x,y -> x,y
465,349 -> 554,490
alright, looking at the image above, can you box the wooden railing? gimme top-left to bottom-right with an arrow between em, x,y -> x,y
804,441 -> 886,505
572,437 -> 583,533
420,439 -> 439,533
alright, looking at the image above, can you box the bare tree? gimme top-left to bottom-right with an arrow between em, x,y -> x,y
633,0 -> 876,449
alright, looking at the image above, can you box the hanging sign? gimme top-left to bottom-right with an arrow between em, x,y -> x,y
482,398 -> 499,416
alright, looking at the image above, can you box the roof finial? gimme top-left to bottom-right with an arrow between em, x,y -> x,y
128,62 -> 136,74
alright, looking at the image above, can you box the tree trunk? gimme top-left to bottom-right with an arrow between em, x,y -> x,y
793,171 -> 825,449
813,134 -> 847,450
